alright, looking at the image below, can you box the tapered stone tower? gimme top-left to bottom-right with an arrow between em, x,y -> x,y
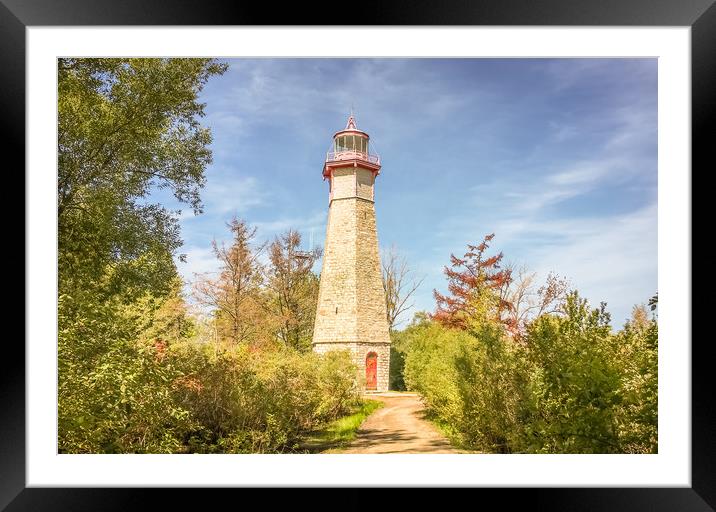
312,115 -> 391,392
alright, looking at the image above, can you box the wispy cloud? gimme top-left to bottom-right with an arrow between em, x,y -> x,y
201,174 -> 267,215
475,157 -> 638,218
529,202 -> 657,324
419,201 -> 657,326
253,211 -> 327,242
177,245 -> 220,280
421,63 -> 657,325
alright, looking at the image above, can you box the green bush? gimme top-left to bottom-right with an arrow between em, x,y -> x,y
401,314 -> 529,452
517,295 -> 623,453
388,328 -> 411,391
171,345 -> 360,453
402,321 -> 472,433
454,319 -> 531,452
58,293 -> 192,454
612,317 -> 658,453
389,346 -> 406,391
399,292 -> 658,454
59,288 -> 361,455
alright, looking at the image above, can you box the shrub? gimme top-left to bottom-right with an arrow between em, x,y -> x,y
612,316 -> 658,453
403,321 -> 472,433
58,293 -> 193,454
518,294 -> 623,453
389,346 -> 406,391
389,328 -> 412,391
399,291 -> 657,454
455,319 -> 532,452
59,289 -> 361,455
172,345 -> 360,453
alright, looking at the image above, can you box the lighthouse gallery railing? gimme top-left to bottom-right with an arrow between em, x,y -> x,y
326,149 -> 380,165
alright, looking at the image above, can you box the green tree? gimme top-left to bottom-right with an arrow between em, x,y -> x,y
401,285 -> 657,454
402,319 -> 471,432
58,288 -> 194,453
57,58 -> 227,453
453,288 -> 531,452
58,58 -> 227,301
388,312 -> 431,391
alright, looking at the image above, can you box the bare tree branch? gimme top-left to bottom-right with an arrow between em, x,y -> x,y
382,245 -> 425,331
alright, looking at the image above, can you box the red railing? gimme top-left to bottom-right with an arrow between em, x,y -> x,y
326,149 -> 380,165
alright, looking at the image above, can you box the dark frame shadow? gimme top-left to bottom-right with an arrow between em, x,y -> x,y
6,0 -> 712,509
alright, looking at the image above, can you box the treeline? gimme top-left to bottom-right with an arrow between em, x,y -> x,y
391,234 -> 657,453
58,58 -> 359,453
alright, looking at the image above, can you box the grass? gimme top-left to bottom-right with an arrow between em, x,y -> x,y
423,411 -> 476,453
296,399 -> 383,453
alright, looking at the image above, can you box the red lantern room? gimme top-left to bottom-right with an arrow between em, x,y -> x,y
323,114 -> 381,180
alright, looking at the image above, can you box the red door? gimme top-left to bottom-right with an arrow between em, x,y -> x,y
365,352 -> 377,390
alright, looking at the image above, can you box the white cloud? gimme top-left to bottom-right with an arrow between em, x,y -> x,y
205,59 -> 482,148
175,246 -> 220,313
253,210 -> 326,239
528,202 -> 657,325
542,58 -> 656,95
431,148 -> 656,325
201,174 -> 267,215
176,245 -> 220,283
468,156 -> 639,223
185,58 -> 657,328
549,121 -> 578,142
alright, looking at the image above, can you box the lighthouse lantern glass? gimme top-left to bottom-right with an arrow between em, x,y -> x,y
335,135 -> 368,154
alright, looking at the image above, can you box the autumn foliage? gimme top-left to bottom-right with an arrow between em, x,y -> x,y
433,233 -> 569,339
433,233 -> 513,329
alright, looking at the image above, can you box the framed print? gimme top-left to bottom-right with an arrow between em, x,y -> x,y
8,0 -> 713,509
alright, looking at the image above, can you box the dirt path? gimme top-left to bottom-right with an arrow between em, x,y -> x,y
340,392 -> 461,454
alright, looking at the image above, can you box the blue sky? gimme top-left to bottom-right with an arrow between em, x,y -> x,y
161,58 -> 657,328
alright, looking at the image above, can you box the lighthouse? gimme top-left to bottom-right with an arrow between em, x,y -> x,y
312,115 -> 391,392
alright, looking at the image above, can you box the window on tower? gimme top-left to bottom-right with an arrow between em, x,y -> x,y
335,136 -> 346,152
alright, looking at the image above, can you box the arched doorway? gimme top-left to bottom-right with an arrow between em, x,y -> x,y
365,352 -> 378,390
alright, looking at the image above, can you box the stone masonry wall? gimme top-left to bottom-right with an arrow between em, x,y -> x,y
331,168 -> 355,200
313,166 -> 391,392
355,198 -> 390,345
331,167 -> 374,202
313,196 -> 358,343
356,167 -> 374,201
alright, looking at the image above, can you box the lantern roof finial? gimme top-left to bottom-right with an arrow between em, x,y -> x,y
332,111 -> 369,139
345,113 -> 357,130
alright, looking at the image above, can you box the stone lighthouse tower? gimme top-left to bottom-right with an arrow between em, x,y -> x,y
312,114 -> 391,392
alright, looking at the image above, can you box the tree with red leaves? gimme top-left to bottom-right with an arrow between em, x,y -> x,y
432,233 -> 513,329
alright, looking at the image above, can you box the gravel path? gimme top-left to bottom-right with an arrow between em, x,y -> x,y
340,392 -> 461,454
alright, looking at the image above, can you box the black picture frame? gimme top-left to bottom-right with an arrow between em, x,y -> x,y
6,0 -> 711,509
